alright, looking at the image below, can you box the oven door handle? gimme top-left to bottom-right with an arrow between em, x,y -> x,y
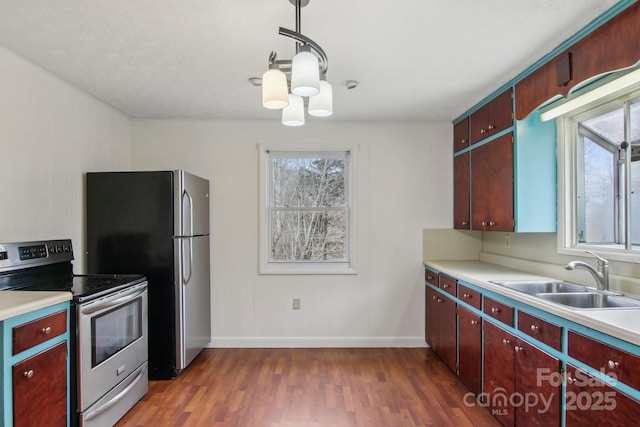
83,364 -> 147,421
80,288 -> 146,315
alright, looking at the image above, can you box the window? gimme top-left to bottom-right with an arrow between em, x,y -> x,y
556,75 -> 640,260
258,144 -> 357,274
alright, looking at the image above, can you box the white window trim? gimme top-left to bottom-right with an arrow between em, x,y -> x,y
556,78 -> 640,263
258,143 -> 358,275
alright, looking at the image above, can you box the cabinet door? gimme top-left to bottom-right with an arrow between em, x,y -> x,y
472,133 -> 514,232
487,89 -> 513,136
470,89 -> 513,144
483,320 -> 515,427
13,341 -> 67,427
565,363 -> 640,427
458,306 -> 481,395
425,287 -> 439,351
439,293 -> 457,373
454,117 -> 470,152
454,152 -> 470,229
514,338 -> 561,427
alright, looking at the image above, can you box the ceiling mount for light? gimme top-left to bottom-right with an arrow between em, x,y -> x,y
259,0 -> 332,126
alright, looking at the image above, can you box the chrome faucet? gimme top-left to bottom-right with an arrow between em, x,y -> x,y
563,251 -> 609,292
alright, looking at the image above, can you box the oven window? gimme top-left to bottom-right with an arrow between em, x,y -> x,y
91,296 -> 143,367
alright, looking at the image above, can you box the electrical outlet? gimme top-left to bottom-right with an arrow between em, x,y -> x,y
293,298 -> 301,310
504,234 -> 511,249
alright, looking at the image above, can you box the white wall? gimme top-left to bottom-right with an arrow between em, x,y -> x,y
0,46 -> 130,267
131,119 -> 452,347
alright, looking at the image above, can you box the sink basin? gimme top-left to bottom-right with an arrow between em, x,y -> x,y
490,280 -> 587,295
537,292 -> 640,309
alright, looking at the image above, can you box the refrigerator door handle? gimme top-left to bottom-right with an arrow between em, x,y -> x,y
182,189 -> 194,286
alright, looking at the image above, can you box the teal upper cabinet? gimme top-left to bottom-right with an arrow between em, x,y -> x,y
513,110 -> 557,232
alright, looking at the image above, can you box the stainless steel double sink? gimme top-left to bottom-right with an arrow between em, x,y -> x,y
489,280 -> 640,309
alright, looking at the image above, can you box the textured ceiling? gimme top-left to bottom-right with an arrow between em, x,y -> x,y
0,0 -> 620,121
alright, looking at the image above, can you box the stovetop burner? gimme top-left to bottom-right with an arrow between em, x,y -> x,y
0,239 -> 145,302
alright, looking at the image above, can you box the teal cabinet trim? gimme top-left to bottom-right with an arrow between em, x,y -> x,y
1,301 -> 70,427
453,0 -> 637,124
514,110 -> 557,232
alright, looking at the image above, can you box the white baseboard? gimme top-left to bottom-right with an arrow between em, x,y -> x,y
207,336 -> 427,349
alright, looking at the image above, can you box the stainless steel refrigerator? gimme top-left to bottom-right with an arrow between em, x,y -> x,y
86,170 -> 211,379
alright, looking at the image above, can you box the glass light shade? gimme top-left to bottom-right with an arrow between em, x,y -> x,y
282,94 -> 305,126
262,68 -> 289,109
308,80 -> 333,117
291,48 -> 320,97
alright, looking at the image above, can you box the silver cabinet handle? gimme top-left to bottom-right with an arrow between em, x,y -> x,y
608,360 -> 619,369
489,221 -> 496,226
23,370 -> 34,378
491,307 -> 500,313
432,295 -> 437,300
502,339 -> 510,345
460,139 -> 468,145
442,283 -> 449,289
426,275 -> 434,280
488,124 -> 495,130
530,325 -> 539,332
461,220 -> 468,225
514,346 -> 523,352
480,129 -> 487,134
463,293 -> 470,299
41,326 -> 52,335
471,320 -> 479,325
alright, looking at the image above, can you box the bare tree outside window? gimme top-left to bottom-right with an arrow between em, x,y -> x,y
269,153 -> 348,262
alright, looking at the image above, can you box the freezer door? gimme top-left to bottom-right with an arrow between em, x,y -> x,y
174,235 -> 211,370
174,170 -> 210,237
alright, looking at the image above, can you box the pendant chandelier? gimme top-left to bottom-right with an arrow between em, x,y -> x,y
261,0 -> 332,126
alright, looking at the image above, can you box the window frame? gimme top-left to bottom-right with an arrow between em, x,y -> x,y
556,81 -> 640,263
258,143 -> 358,275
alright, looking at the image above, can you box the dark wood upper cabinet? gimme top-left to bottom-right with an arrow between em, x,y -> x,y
453,152 -> 470,230
471,133 -> 514,232
516,2 -> 640,120
470,89 -> 513,144
453,117 -> 470,153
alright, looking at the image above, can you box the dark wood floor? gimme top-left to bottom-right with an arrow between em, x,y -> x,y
117,348 -> 501,427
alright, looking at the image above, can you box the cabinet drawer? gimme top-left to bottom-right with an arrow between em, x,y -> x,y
483,297 -> 513,326
453,117 -> 470,153
439,274 -> 457,297
425,269 -> 438,286
13,310 -> 67,355
518,311 -> 562,351
458,284 -> 481,310
568,330 -> 640,391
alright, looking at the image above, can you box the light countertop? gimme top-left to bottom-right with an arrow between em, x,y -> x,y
424,259 -> 640,347
0,291 -> 72,322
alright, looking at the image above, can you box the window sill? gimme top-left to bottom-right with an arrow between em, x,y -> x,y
258,262 -> 357,275
559,245 -> 640,264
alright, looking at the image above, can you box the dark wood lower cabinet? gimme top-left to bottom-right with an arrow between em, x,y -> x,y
12,341 -> 67,427
566,364 -> 640,427
425,287 -> 456,373
483,321 -> 516,427
458,305 -> 481,395
514,339 -> 561,427
483,320 -> 561,427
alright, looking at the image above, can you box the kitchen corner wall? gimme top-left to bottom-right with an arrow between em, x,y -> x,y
0,45 -> 130,265
130,119 -> 452,347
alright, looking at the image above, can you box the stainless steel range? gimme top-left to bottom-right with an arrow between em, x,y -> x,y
0,239 -> 148,427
